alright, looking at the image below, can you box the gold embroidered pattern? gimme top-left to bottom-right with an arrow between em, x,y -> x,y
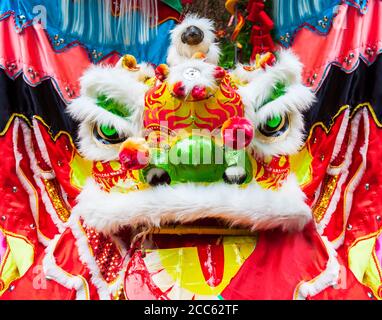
313,175 -> 339,222
43,178 -> 71,222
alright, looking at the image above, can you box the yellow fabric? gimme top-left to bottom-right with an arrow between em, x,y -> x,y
348,233 -> 382,299
290,145 -> 313,186
0,233 -> 34,295
144,236 -> 256,299
70,151 -> 92,189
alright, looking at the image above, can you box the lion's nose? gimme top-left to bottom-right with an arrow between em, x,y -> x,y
181,26 -> 204,45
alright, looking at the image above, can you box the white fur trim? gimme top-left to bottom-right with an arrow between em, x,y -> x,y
74,174 -> 311,235
332,108 -> 369,249
32,118 -> 53,168
166,14 -> 220,66
327,109 -> 350,176
43,234 -> 89,300
67,64 -> 147,133
20,122 -> 66,233
67,64 -> 149,161
237,50 -> 315,158
295,236 -> 340,299
236,50 -> 304,107
244,84 -> 315,157
75,120 -> 121,162
317,111 -> 363,235
78,64 -> 148,108
12,119 -> 50,246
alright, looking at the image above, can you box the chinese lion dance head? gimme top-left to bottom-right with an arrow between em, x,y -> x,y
68,15 -> 315,237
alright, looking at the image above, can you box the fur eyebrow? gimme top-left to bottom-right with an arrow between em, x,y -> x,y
96,94 -> 132,118
259,81 -> 287,109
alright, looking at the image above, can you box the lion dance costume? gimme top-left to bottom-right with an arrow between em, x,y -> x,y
0,10 -> 378,300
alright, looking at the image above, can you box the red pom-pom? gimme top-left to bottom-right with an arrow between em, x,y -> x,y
191,85 -> 207,100
214,66 -> 226,80
119,139 -> 149,170
173,81 -> 186,98
222,117 -> 254,149
155,64 -> 169,81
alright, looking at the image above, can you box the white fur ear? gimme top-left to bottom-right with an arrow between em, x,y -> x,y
166,14 -> 220,66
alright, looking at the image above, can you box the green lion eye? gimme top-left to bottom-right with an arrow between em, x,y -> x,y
266,115 -> 282,128
259,114 -> 289,138
100,124 -> 117,137
94,124 -> 126,144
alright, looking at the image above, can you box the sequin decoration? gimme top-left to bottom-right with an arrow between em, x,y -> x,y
313,175 -> 339,222
82,222 -> 123,283
112,284 -> 126,300
43,178 -> 71,222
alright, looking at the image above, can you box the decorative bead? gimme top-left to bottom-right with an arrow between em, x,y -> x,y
59,38 -> 65,44
57,160 -> 63,167
54,34 -> 59,40
173,81 -> 186,98
349,53 -> 355,58
323,16 -> 328,22
1,216 -> 6,221
367,292 -> 374,299
65,86 -> 70,92
65,145 -> 70,151
344,57 -> 352,65
313,73 -> 318,79
213,66 -> 226,80
320,154 -> 325,161
366,47 -> 374,56
347,224 -> 353,231
28,68 -> 33,73
313,137 -> 317,144
30,223 -> 35,229
191,85 -> 207,100
9,285 -> 15,291
12,186 -> 17,193
365,183 -> 370,190
376,216 -> 381,221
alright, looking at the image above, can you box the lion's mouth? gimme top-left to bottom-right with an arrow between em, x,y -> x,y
74,177 -> 312,237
